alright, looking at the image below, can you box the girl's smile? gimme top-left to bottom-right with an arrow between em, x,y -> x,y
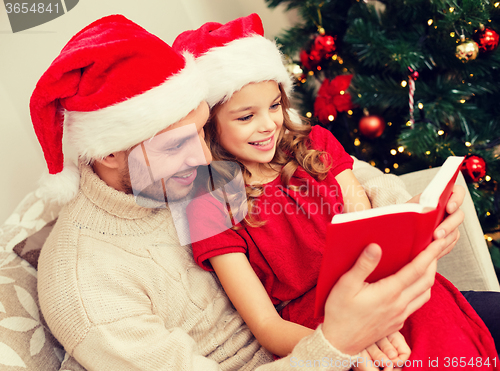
248,135 -> 275,150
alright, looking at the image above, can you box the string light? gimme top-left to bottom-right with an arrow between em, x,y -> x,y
449,7 -> 455,12
398,146 -> 405,152
465,141 -> 472,147
418,103 -> 424,109
428,19 -> 433,26
387,122 -> 392,126
354,138 -> 361,146
401,80 -> 408,87
486,235 -> 493,242
358,94 -> 362,98
460,99 -> 466,103
450,31 -> 455,37
487,211 -> 491,216
384,168 -> 390,173
406,121 -> 412,126
332,55 -> 338,60
438,130 -> 445,135
390,149 -> 397,155
425,150 -> 431,155
369,160 -> 376,166
328,115 -> 335,121
306,112 -> 312,118
495,2 -> 500,7
347,110 -> 353,115
393,163 -> 399,169
340,90 -> 345,95
485,175 -> 491,181
308,71 -> 314,76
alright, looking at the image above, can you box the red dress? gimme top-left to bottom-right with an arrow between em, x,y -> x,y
188,126 -> 498,369
189,126 -> 351,329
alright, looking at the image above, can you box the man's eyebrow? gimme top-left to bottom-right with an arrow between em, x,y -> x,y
163,132 -> 198,146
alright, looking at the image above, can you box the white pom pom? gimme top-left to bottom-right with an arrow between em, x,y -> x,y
38,162 -> 80,205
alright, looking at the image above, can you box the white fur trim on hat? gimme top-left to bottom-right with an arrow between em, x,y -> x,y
65,53 -> 208,162
196,35 -> 293,107
38,161 -> 80,204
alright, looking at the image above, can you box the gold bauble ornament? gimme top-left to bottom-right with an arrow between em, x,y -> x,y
286,62 -> 304,80
455,39 -> 479,61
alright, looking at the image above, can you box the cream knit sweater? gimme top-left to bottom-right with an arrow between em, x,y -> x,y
38,161 -> 410,371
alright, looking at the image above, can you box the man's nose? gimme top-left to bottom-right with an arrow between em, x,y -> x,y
201,138 -> 212,164
185,137 -> 212,167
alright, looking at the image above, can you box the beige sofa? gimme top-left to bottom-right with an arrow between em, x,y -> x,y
0,166 -> 498,370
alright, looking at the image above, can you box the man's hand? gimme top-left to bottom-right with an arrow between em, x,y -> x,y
321,238 -> 445,356
407,185 -> 465,259
433,185 -> 465,258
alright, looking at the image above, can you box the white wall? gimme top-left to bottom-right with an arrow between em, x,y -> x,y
0,0 -> 297,224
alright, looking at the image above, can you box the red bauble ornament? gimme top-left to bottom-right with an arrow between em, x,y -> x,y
461,155 -> 487,182
358,115 -> 385,139
313,34 -> 337,59
300,49 -> 322,70
474,27 -> 500,52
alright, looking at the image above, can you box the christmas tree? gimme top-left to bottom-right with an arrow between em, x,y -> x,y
265,0 -> 500,267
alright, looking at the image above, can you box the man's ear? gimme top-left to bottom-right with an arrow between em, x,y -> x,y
95,151 -> 127,170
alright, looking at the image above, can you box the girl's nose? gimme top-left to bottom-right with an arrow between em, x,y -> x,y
259,114 -> 276,132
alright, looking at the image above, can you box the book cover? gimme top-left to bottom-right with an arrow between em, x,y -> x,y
314,156 -> 465,317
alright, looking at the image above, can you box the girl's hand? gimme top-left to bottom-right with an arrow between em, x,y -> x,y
353,331 -> 411,371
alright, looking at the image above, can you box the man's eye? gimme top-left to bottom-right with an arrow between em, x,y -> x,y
164,141 -> 185,152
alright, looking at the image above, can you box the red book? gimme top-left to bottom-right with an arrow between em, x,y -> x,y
314,156 -> 465,317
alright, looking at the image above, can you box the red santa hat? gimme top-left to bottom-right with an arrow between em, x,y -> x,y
172,13 -> 293,108
30,14 -> 208,204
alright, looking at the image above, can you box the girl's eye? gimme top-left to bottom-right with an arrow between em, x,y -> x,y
237,114 -> 253,122
270,101 -> 281,110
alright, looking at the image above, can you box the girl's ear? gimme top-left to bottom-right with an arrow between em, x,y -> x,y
95,151 -> 127,170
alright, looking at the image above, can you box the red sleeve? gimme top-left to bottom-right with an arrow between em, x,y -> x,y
186,193 -> 247,271
309,125 -> 353,177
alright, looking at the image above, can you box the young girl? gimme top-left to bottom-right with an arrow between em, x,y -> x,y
175,14 -> 498,370
175,15 -> 409,367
